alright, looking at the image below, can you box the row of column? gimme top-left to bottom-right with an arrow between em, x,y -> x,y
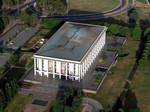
81,32 -> 106,76
34,58 -> 81,81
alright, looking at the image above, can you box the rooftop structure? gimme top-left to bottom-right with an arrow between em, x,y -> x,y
35,22 -> 106,62
34,22 -> 107,81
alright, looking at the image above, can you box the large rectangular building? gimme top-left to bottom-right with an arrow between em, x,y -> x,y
33,22 -> 107,81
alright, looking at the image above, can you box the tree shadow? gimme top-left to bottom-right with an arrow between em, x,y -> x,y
112,90 -> 139,112
0,0 -> 2,9
123,90 -> 139,112
4,52 -> 28,82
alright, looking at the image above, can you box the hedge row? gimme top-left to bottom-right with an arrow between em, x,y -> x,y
105,23 -> 142,40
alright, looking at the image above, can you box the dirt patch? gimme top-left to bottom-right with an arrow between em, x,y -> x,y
135,1 -> 150,8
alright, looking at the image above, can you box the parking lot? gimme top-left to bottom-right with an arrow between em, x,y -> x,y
0,53 -> 10,67
0,24 -> 23,43
7,27 -> 39,49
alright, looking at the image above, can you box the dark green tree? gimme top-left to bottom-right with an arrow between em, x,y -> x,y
108,24 -> 120,36
129,9 -> 139,23
2,16 -> 9,26
5,82 -> 13,102
0,89 -> 5,110
52,100 -> 64,112
19,10 -> 30,24
132,27 -> 142,40
0,95 -> 4,112
119,26 -> 130,37
30,13 -> 38,26
144,28 -> 150,37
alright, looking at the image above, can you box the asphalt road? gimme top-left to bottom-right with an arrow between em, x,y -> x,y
29,0 -> 134,20
0,0 -> 134,21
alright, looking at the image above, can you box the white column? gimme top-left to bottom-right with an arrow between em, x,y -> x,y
34,58 -> 37,75
82,61 -> 85,76
69,63 -> 74,81
66,63 -> 68,80
78,65 -> 81,82
36,58 -> 39,70
80,64 -> 82,79
53,61 -> 55,78
56,61 -> 61,79
43,59 -> 48,77
38,59 -> 42,76
38,59 -> 42,71
75,64 -> 79,80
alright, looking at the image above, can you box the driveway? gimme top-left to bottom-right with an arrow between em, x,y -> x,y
82,97 -> 103,112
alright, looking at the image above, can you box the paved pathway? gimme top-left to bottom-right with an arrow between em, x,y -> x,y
82,97 -> 103,112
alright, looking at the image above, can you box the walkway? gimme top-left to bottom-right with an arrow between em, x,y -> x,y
82,97 -> 103,112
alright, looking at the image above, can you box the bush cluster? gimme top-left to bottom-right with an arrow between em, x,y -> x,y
52,87 -> 82,112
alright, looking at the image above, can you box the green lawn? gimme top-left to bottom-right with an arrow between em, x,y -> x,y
68,0 -> 119,14
5,94 -> 32,112
131,62 -> 150,112
88,38 -> 140,109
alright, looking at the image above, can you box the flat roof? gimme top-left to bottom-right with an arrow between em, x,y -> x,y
35,22 -> 106,62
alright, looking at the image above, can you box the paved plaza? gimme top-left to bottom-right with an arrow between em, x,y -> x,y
23,36 -> 126,93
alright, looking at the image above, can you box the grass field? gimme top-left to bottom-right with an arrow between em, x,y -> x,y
68,0 -> 119,14
5,94 -> 32,112
88,38 -> 140,109
131,62 -> 150,112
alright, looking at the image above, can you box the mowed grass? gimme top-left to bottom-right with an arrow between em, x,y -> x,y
68,0 -> 119,14
88,38 -> 140,109
131,62 -> 150,112
5,94 -> 32,112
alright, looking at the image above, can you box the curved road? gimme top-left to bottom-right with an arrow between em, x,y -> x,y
29,0 -> 134,20
0,0 -> 134,21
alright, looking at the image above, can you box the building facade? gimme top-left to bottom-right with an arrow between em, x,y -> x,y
33,22 -> 107,81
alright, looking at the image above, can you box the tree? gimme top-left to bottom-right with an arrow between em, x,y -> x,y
30,13 -> 38,26
129,9 -> 139,23
119,26 -> 130,37
36,0 -> 66,14
144,28 -> 150,37
108,24 -> 120,36
0,95 -> 4,112
0,89 -> 5,110
3,0 -> 17,8
19,10 -> 30,24
52,100 -> 64,112
9,80 -> 16,97
5,82 -> 13,102
132,27 -> 142,40
12,78 -> 19,93
2,16 -> 9,26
